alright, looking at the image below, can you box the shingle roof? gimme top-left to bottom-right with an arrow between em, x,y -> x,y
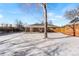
26,23 -> 59,28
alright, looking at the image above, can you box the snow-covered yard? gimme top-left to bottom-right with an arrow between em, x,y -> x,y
0,32 -> 79,56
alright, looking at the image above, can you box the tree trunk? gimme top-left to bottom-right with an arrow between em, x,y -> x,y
73,24 -> 76,36
42,3 -> 48,38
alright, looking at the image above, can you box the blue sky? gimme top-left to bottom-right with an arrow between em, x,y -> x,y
0,3 -> 79,26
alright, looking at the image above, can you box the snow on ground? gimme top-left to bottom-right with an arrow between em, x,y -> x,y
0,32 -> 79,56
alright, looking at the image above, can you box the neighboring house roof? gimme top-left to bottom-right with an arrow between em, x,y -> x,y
26,23 -> 59,28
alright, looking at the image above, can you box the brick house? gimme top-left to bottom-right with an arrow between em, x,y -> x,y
25,24 -> 59,32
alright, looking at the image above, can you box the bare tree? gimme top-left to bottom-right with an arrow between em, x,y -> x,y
48,20 -> 53,25
42,3 -> 48,38
15,20 -> 24,31
64,7 -> 79,36
19,3 -> 48,38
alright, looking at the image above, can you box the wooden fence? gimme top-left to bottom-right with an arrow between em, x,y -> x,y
54,24 -> 79,36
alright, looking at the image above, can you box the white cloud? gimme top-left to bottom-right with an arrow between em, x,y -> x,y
62,4 -> 78,14
9,10 -> 23,14
48,12 -> 65,20
47,12 -> 68,26
0,14 -> 3,18
48,12 -> 55,17
55,15 -> 64,19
